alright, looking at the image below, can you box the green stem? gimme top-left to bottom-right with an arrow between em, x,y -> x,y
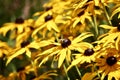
102,3 -> 112,25
75,65 -> 81,78
63,64 -> 70,80
93,15 -> 98,36
71,56 -> 81,78
93,63 -> 101,79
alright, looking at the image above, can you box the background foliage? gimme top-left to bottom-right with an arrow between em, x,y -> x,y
0,0 -> 47,26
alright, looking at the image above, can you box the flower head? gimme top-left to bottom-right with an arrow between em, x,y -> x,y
96,48 -> 120,80
67,47 -> 99,71
98,25 -> 120,50
0,18 -> 34,37
35,32 -> 93,68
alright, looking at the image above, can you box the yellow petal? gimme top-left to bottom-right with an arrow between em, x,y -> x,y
0,24 -> 14,36
6,48 -> 26,65
82,72 -> 97,80
111,7 -> 120,19
67,57 -> 83,72
37,47 -> 56,56
102,33 -> 119,46
33,12 -> 43,16
115,34 -> 120,50
32,24 -> 46,38
27,41 -> 42,49
26,48 -> 31,58
75,0 -> 88,10
118,13 -> 120,18
66,49 -> 71,63
17,25 -> 24,34
37,40 -> 53,48
16,32 -> 29,47
39,56 -> 49,67
58,49 -> 66,68
73,18 -> 80,28
72,32 -> 93,44
48,21 -> 60,32
100,25 -> 115,29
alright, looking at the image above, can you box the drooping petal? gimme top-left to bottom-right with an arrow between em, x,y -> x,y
58,49 -> 67,68
72,32 -> 93,44
6,48 -> 26,65
82,72 -> 97,80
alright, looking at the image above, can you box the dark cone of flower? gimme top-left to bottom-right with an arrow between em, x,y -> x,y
61,38 -> 71,48
45,6 -> 53,11
21,41 -> 30,48
84,48 -> 94,56
94,6 -> 100,10
45,15 -> 53,22
29,26 -> 34,30
106,56 -> 117,66
77,11 -> 84,17
15,18 -> 24,24
82,5 -> 88,9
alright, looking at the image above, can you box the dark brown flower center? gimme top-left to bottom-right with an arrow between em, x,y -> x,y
21,41 -> 30,48
45,6 -> 53,11
82,5 -> 88,9
15,18 -> 24,24
106,56 -> 117,66
94,6 -> 100,10
29,26 -> 34,30
61,38 -> 71,48
77,11 -> 84,17
45,15 -> 53,22
84,48 -> 94,56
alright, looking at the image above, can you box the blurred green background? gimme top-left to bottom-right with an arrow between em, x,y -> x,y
0,0 -> 48,26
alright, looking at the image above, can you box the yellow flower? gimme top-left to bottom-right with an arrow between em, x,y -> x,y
33,70 -> 57,80
73,0 -> 101,14
32,11 -> 60,39
15,26 -> 34,47
35,32 -> 93,68
0,18 -> 34,38
0,64 -> 57,80
16,65 -> 57,80
6,40 -> 41,65
43,0 -> 72,14
98,25 -> 120,49
70,23 -> 87,35
67,48 -> 98,71
96,48 -> 120,80
72,8 -> 92,25
0,41 -> 12,58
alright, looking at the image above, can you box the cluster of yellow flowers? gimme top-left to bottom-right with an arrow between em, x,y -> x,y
0,0 -> 120,80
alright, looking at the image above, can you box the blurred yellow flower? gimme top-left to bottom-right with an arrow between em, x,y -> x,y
0,18 -> 34,38
96,48 -> 120,80
6,40 -> 41,65
32,11 -> 60,39
0,41 -> 12,58
33,70 -> 57,80
35,32 -> 93,68
98,25 -> 120,49
67,48 -> 99,71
